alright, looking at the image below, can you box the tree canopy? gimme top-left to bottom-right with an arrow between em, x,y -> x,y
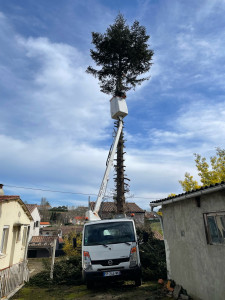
86,14 -> 154,96
179,148 -> 225,192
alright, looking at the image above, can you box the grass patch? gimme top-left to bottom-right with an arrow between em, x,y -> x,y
12,281 -> 162,300
149,221 -> 163,235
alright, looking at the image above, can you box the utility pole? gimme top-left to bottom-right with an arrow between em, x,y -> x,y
50,238 -> 57,280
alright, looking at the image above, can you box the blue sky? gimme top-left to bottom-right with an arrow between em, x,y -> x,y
1,0 -> 225,210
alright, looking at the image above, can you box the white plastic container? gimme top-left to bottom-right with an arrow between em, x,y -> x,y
110,97 -> 128,120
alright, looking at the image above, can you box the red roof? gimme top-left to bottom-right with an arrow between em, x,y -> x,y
0,195 -> 20,202
40,222 -> 50,225
74,216 -> 85,220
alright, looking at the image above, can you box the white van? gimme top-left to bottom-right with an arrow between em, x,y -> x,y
82,218 -> 142,288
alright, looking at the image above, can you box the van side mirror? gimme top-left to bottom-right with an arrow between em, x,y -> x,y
73,238 -> 77,248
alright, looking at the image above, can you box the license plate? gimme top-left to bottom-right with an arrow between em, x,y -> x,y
103,271 -> 121,277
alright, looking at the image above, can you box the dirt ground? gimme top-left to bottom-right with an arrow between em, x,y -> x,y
28,258 -> 45,277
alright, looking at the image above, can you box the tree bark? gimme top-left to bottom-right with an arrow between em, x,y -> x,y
115,121 -> 125,214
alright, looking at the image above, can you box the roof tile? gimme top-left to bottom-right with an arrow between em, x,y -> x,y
29,236 -> 55,245
26,204 -> 38,213
90,201 -> 145,213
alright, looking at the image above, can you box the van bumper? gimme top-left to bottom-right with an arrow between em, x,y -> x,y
83,266 -> 142,282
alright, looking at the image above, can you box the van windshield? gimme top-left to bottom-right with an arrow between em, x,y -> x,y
84,221 -> 135,246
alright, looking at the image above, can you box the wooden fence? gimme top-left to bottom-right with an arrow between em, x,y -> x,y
0,261 -> 29,299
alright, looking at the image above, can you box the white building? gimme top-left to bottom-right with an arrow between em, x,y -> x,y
26,204 -> 41,242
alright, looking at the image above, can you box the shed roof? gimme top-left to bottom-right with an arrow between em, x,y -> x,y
29,236 -> 56,247
150,181 -> 225,208
0,195 -> 33,220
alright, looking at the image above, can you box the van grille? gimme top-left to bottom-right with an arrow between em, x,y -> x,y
92,257 -> 129,266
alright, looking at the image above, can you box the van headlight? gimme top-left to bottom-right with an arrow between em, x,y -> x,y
83,251 -> 92,270
129,247 -> 138,267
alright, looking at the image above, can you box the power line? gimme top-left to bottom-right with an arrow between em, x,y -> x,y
4,184 -> 97,197
4,184 -> 158,200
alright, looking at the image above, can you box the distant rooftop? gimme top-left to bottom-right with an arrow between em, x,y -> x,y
90,201 -> 145,213
26,204 -> 38,213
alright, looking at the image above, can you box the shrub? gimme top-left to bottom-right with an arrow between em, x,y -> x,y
53,256 -> 82,285
137,225 -> 167,280
28,271 -> 51,287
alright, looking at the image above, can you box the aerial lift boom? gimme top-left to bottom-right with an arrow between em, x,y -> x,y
86,96 -> 128,221
86,117 -> 123,220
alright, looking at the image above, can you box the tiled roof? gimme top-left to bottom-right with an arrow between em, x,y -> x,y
0,195 -> 20,202
40,227 -> 61,232
30,236 -> 55,245
90,202 -> 145,213
26,204 -> 38,213
61,225 -> 83,236
151,181 -> 225,206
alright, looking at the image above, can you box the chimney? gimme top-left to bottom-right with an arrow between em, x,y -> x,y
0,184 -> 4,196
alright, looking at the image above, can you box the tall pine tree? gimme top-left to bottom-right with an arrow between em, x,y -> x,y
87,14 -> 154,213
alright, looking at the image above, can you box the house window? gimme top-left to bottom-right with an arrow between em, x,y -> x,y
0,226 -> 9,254
204,212 -> 225,244
36,221 -> 39,227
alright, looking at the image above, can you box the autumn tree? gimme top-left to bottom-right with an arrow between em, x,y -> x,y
87,14 -> 153,213
63,232 -> 82,257
179,148 -> 225,192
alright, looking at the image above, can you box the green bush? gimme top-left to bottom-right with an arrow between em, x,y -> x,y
28,271 -> 51,287
53,256 -> 82,285
29,256 -> 82,287
137,225 -> 167,280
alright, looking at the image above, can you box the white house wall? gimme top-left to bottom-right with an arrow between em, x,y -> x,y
162,190 -> 225,300
28,207 -> 40,242
0,201 -> 31,270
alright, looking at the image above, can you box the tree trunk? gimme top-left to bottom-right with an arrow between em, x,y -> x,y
115,121 -> 125,214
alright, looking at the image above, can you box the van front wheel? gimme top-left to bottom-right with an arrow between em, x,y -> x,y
135,277 -> 142,287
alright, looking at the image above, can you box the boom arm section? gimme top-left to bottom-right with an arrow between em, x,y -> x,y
86,118 -> 123,221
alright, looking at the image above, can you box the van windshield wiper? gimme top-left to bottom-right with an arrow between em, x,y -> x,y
102,244 -> 108,248
124,242 -> 131,245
